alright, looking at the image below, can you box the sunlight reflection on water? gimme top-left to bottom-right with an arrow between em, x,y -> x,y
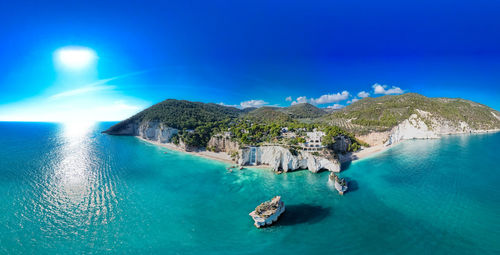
38,121 -> 117,227
54,121 -> 95,204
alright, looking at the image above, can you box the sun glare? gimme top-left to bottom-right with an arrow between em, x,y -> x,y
55,46 -> 97,70
62,120 -> 96,137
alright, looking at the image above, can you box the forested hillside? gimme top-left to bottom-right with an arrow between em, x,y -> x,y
321,93 -> 500,134
243,107 -> 293,123
280,103 -> 327,118
105,99 -> 243,132
104,94 -> 500,147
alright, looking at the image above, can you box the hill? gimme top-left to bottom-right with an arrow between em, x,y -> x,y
321,93 -> 500,134
280,103 -> 327,118
243,107 -> 293,123
104,94 -> 500,144
104,99 -> 243,133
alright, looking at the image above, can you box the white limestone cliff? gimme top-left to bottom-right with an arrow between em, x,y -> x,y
239,146 -> 340,173
207,135 -> 240,153
107,124 -> 341,173
136,122 -> 179,143
385,109 -> 499,146
385,112 -> 438,146
105,121 -> 179,143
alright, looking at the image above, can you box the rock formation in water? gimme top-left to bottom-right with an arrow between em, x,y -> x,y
249,196 -> 285,228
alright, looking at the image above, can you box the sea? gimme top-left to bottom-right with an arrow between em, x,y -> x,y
0,122 -> 499,254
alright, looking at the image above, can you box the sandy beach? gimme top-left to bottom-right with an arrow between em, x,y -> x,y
138,137 -> 233,163
132,129 -> 499,170
137,137 -> 273,169
340,144 -> 390,163
137,136 -> 388,169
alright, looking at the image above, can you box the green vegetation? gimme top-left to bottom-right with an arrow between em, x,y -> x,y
171,134 -> 180,145
321,93 -> 500,134
104,99 -> 363,151
105,99 -> 242,132
244,107 -> 293,123
321,126 -> 367,152
227,120 -> 317,146
105,93 -> 499,151
280,103 -> 327,119
177,119 -> 231,147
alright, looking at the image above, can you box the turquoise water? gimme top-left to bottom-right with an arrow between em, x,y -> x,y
0,122 -> 499,254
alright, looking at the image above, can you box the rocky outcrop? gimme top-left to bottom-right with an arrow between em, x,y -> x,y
385,109 -> 500,146
493,111 -> 500,121
249,196 -> 285,228
385,113 -> 438,146
331,135 -> 352,153
239,146 -> 340,173
136,122 -> 179,143
103,122 -> 138,135
106,123 -> 341,173
207,134 -> 240,153
104,121 -> 179,143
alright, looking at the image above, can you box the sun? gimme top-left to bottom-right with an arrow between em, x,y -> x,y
54,46 -> 97,70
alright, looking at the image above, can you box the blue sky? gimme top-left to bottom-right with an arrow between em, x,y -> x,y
1,0 -> 499,121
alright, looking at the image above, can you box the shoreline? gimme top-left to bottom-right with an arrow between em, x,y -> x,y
136,137 -> 271,169
339,144 -> 391,163
343,128 -> 500,163
136,129 -> 500,170
137,135 -> 388,169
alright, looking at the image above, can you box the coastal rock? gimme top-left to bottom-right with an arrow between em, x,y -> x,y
104,121 -> 179,143
137,121 -> 179,143
239,146 -> 340,173
384,109 -> 500,146
305,153 -> 340,173
331,135 -> 352,153
103,122 -> 138,135
249,196 -> 285,228
385,113 -> 438,146
207,134 -> 240,153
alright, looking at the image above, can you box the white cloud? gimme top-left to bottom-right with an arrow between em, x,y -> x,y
218,100 -> 269,108
347,98 -> 359,104
372,83 -> 404,95
291,96 -> 308,105
240,99 -> 268,108
357,91 -> 370,98
327,104 -> 344,109
291,91 -> 350,105
310,91 -> 350,105
285,96 -> 292,102
217,102 -> 239,108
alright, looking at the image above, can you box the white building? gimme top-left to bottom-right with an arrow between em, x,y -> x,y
302,131 -> 325,151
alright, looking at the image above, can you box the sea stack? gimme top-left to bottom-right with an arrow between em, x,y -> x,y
249,196 -> 285,228
330,173 -> 348,195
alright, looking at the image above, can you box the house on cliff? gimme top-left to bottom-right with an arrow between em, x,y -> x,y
302,131 -> 325,152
